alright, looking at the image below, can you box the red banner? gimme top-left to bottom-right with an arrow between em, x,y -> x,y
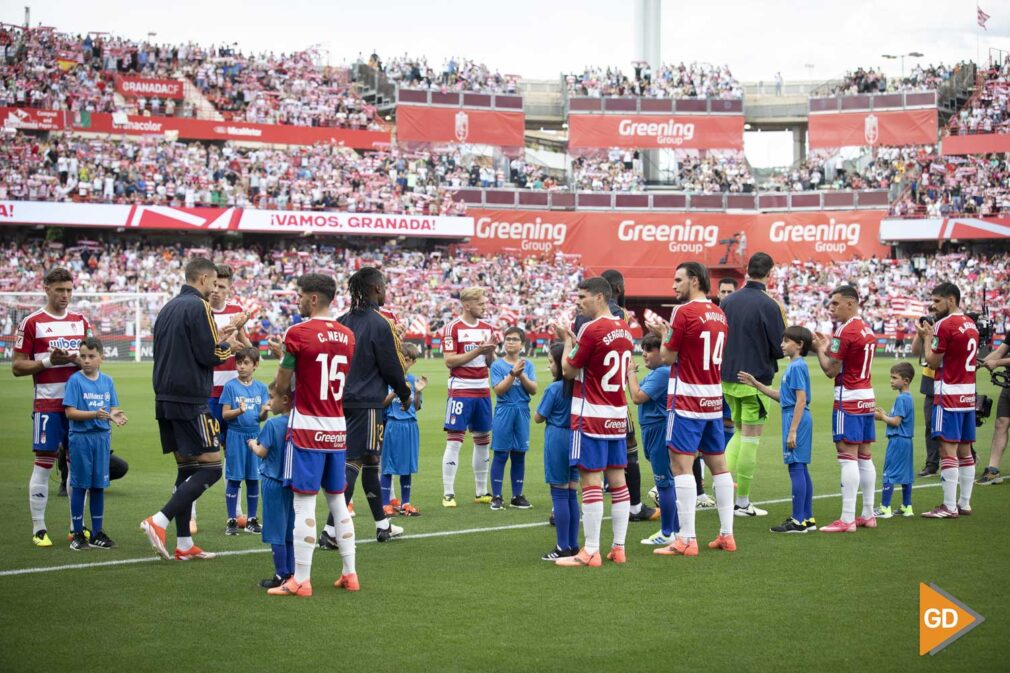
466,209 -> 889,296
942,133 -> 1010,155
115,76 -> 184,99
0,107 -> 390,148
567,114 -> 745,150
395,105 -> 524,147
808,108 -> 937,148
881,216 -> 1010,241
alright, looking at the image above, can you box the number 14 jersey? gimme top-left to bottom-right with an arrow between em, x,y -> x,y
665,299 -> 727,420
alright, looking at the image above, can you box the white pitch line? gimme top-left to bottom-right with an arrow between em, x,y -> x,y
0,482 -> 944,578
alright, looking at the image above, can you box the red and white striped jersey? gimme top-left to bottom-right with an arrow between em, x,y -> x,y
567,315 -> 634,438
211,301 -> 244,398
443,317 -> 493,399
15,309 -> 92,412
664,299 -> 727,420
283,317 -> 355,452
829,317 -> 877,414
932,313 -> 978,411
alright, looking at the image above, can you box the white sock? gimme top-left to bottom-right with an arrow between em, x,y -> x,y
472,438 -> 490,495
582,489 -> 604,555
857,456 -> 876,518
941,464 -> 958,510
324,524 -> 336,538
190,502 -> 197,521
376,518 -> 390,531
176,536 -> 193,552
735,496 -> 749,508
610,486 -> 630,548
29,464 -> 50,533
675,474 -> 696,540
713,472 -> 735,536
629,502 -> 642,515
958,461 -> 976,509
442,440 -> 462,496
292,493 -> 316,583
153,511 -> 170,529
839,458 -> 859,523
325,493 -> 356,575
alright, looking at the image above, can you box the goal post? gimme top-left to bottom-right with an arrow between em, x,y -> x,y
0,292 -> 170,363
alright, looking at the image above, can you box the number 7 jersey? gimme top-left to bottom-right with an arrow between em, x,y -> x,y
283,317 -> 356,452
665,299 -> 727,419
828,316 -> 877,414
567,315 -> 634,438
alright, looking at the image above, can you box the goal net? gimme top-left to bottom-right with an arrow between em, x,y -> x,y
0,292 -> 170,363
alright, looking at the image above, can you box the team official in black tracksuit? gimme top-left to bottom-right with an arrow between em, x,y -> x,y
141,258 -> 238,560
321,267 -> 411,546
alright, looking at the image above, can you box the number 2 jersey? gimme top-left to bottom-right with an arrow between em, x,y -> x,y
283,317 -> 356,451
932,313 -> 978,411
665,299 -> 727,420
828,317 -> 877,414
567,315 -> 634,438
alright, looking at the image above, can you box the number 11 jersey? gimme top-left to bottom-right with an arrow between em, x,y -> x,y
828,316 -> 876,415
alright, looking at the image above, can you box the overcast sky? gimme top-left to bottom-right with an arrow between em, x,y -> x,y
6,0 -> 1009,83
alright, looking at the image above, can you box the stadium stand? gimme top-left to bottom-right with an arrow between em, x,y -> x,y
565,62 -> 742,99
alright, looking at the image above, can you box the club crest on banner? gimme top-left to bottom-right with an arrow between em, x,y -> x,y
864,113 -> 879,146
454,110 -> 469,143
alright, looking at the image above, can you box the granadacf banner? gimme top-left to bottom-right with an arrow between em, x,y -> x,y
808,108 -> 938,148
567,114 -> 745,150
0,107 -> 390,148
395,105 -> 525,147
115,76 -> 184,99
464,209 -> 889,296
0,201 -> 474,238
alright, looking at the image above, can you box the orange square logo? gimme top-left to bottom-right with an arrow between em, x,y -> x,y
919,583 -> 984,655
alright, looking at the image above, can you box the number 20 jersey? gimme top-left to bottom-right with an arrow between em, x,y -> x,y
283,317 -> 356,451
567,315 -> 634,438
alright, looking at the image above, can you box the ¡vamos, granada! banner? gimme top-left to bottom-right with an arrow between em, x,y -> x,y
808,108 -> 937,149
463,209 -> 889,295
567,114 -> 744,150
395,105 -> 525,148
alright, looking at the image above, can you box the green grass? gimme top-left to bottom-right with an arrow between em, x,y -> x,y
1,357 -> 1007,673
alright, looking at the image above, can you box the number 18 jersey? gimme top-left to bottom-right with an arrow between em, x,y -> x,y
567,315 -> 634,438
283,317 -> 356,452
664,299 -> 727,420
829,317 -> 876,414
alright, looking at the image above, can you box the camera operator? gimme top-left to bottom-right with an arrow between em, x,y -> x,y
911,316 -> 941,478
979,342 -> 1010,485
916,282 -> 979,518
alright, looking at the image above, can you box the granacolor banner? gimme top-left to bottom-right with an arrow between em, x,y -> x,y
880,216 -> 1010,241
0,201 -> 474,237
567,114 -> 745,150
0,107 -> 390,148
808,108 -> 938,148
942,133 -> 1010,155
115,76 -> 184,99
464,209 -> 889,296
395,105 -> 525,148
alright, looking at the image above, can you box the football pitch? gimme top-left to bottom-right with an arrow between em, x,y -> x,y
1,357 -> 1007,673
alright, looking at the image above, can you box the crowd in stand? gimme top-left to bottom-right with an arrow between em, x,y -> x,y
571,149 -> 644,192
666,152 -> 755,193
566,62 -> 742,99
369,53 -> 520,94
0,133 -> 471,214
829,63 -> 960,95
890,152 -> 1010,217
949,60 -> 1010,136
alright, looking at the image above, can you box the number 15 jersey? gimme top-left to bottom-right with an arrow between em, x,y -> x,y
665,299 -> 727,420
567,315 -> 634,438
283,317 -> 356,452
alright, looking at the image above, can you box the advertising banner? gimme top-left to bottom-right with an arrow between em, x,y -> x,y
567,114 -> 745,150
941,133 -> 1010,155
1,107 -> 64,131
234,209 -> 473,237
115,76 -> 184,99
395,105 -> 525,147
880,216 -> 1010,241
808,108 -> 938,148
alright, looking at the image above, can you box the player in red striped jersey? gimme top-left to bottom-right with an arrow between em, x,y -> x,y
918,282 -> 979,518
650,262 -> 736,557
812,285 -> 878,533
554,277 -> 634,567
12,267 -> 92,547
440,287 -> 497,507
269,273 -> 358,597
208,264 -> 251,534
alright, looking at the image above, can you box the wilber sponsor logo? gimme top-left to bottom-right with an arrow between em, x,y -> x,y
769,218 -> 861,253
475,215 -> 567,252
617,218 -> 719,254
618,118 -> 696,146
49,337 -> 81,351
